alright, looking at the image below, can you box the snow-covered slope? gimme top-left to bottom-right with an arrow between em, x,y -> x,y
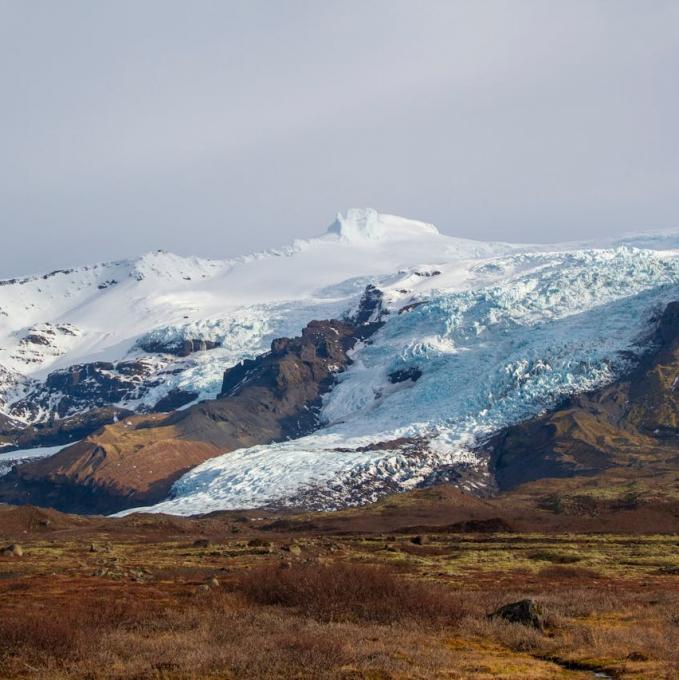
0,209 -> 514,421
4,208 -> 679,515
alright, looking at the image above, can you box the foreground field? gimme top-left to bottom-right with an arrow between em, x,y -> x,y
1,505 -> 677,679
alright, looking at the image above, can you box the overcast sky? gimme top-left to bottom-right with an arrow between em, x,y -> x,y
1,1 -> 678,277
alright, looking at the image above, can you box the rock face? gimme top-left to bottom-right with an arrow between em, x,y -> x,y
151,389 -> 199,412
175,318 -> 367,448
353,284 -> 385,324
0,313 -> 381,514
489,301 -> 679,490
10,359 -> 162,422
626,300 -> 679,435
0,406 -> 133,451
388,367 -> 422,384
137,337 -> 221,357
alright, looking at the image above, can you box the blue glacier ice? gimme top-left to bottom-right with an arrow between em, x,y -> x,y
119,245 -> 679,515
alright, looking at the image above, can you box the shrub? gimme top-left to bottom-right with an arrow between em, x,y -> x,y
237,561 -> 466,625
0,595 -> 165,664
0,611 -> 80,659
526,549 -> 582,564
538,565 -> 601,579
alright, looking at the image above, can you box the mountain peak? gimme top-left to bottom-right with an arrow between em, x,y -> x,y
327,208 -> 440,242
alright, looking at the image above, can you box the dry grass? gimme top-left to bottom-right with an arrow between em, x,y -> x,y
2,531 -> 679,678
0,589 -> 502,679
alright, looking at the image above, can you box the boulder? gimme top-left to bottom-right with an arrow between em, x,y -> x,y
1,543 -> 23,557
282,543 -> 302,555
490,599 -> 544,630
410,535 -> 429,545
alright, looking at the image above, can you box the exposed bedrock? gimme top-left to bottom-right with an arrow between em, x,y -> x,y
10,359 -> 161,422
151,388 -> 199,412
137,337 -> 221,357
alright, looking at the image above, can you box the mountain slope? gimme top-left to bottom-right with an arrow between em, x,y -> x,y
0,209 -> 510,432
488,300 -> 679,490
125,249 -> 679,516
0,312 -> 382,513
3,209 -> 679,515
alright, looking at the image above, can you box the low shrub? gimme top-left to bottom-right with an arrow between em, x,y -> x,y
0,611 -> 80,659
538,565 -> 601,579
237,561 -> 467,625
526,549 -> 582,564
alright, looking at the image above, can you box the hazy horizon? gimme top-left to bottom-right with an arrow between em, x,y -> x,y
2,1 -> 678,277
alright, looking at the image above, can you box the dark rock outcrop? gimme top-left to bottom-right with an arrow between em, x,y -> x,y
388,367 -> 422,384
414,269 -> 441,277
185,318 -> 367,446
152,389 -> 198,412
11,360 -> 161,421
138,338 -> 221,357
490,599 -> 544,630
353,284 -> 385,324
0,412 -> 23,437
22,333 -> 51,346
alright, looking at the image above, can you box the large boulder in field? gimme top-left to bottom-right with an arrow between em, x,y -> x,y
1,543 -> 23,557
490,599 -> 544,630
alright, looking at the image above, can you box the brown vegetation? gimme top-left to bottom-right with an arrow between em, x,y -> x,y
237,561 -> 467,624
1,510 -> 679,679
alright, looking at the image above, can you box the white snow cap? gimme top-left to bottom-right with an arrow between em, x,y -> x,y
327,208 -> 440,242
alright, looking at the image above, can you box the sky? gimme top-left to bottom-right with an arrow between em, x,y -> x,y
1,0 -> 678,277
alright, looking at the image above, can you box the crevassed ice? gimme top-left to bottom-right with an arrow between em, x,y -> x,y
120,246 -> 679,516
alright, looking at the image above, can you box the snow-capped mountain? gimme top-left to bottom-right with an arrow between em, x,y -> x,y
0,210 -> 513,422
3,208 -> 679,516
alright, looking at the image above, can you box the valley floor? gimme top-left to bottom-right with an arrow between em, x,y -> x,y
1,506 -> 677,679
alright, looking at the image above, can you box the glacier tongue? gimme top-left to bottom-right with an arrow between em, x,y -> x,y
121,244 -> 679,516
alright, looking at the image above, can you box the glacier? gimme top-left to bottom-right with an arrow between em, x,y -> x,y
4,208 -> 679,515
121,244 -> 679,515
0,209 -> 499,415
